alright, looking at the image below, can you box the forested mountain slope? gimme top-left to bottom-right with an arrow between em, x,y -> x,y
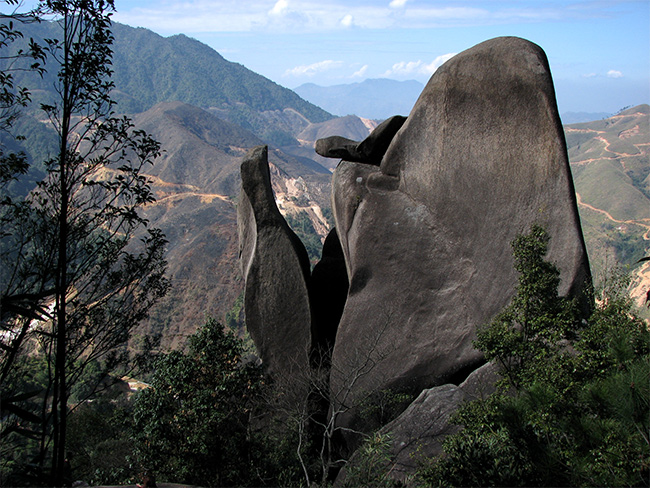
2,20 -> 334,146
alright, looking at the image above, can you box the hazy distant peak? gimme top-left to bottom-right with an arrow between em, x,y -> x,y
294,78 -> 424,120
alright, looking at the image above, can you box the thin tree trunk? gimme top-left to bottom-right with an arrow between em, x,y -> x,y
51,9 -> 72,481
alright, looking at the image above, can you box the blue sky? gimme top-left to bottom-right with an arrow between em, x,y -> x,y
10,1 -> 650,114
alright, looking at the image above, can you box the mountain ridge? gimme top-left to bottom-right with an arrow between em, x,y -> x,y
2,20 -> 334,147
566,104 -> 649,311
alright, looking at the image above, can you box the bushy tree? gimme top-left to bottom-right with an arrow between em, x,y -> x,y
132,318 -> 270,487
419,226 -> 649,487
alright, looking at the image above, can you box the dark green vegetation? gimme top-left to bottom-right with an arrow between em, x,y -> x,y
417,226 -> 649,487
3,17 -> 333,147
63,317 -> 317,486
285,210 -> 327,264
132,318 -> 278,487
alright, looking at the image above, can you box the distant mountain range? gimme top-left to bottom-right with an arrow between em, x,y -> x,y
293,79 -> 616,124
3,18 -> 648,345
561,112 -> 612,124
294,79 -> 424,120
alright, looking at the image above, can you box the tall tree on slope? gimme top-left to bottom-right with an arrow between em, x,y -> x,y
1,1 -> 168,483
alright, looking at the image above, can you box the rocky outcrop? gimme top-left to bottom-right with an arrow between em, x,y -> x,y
237,146 -> 312,378
315,115 -> 407,165
237,35 -> 592,478
328,37 -> 591,431
336,363 -> 502,485
381,363 -> 501,482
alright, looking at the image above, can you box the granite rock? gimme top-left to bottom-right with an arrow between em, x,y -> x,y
238,145 -> 312,377
329,36 -> 591,435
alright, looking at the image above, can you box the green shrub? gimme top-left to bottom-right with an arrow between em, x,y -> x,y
418,226 -> 650,487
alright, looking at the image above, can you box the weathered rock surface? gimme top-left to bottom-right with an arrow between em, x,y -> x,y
238,145 -> 312,377
237,36 -> 593,476
336,363 -> 501,485
328,36 -> 591,431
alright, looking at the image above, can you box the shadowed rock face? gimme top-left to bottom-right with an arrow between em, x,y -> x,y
329,36 -> 590,424
308,228 -> 349,366
238,146 -> 312,377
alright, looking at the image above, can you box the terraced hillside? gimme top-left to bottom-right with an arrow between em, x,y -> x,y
566,104 -> 649,309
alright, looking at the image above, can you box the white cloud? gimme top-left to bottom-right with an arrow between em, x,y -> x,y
389,0 -> 408,9
340,14 -> 354,27
352,65 -> 369,78
269,0 -> 289,16
383,53 -> 456,78
284,60 -> 344,77
384,60 -> 424,77
582,73 -> 597,78
113,0 -> 618,34
607,69 -> 623,78
421,53 -> 457,75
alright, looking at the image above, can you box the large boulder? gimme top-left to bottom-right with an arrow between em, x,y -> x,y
329,37 -> 591,433
238,145 -> 312,378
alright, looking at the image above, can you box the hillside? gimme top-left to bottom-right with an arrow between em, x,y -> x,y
566,104 -> 650,309
126,102 -> 334,348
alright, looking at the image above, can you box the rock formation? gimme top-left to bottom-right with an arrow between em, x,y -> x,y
237,145 -> 312,378
315,115 -> 406,165
237,36 -> 592,481
336,363 -> 502,485
328,36 -> 590,429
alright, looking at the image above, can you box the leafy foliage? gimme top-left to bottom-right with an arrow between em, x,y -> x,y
65,384 -> 137,485
342,432 -> 398,488
418,226 -> 650,487
132,318 -> 271,486
473,225 -> 581,389
0,1 -> 168,483
0,1 -> 46,187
